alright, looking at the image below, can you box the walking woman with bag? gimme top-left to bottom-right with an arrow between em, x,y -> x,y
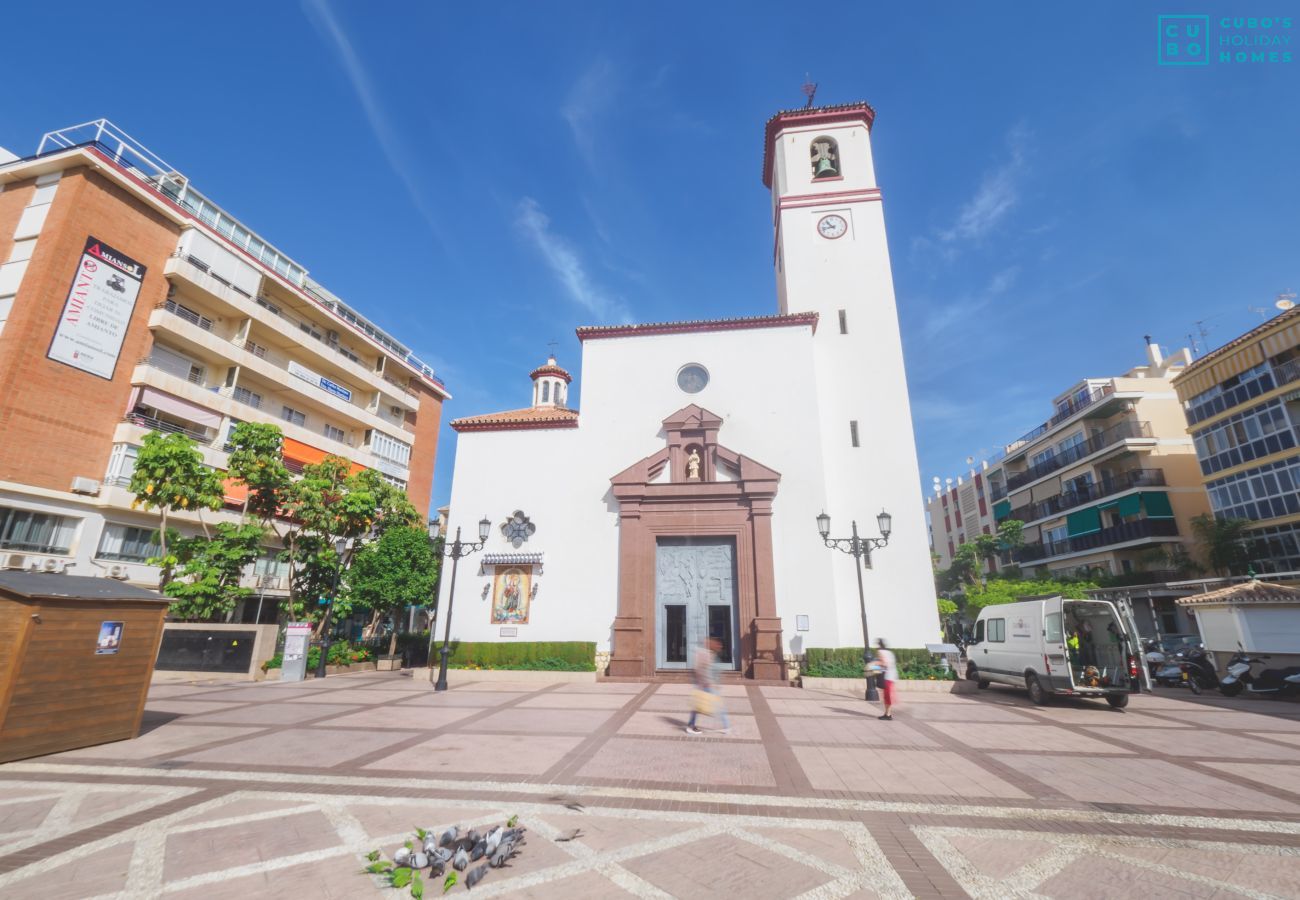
685,636 -> 731,735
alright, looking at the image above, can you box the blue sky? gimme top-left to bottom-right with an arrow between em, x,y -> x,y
4,3 -> 1297,512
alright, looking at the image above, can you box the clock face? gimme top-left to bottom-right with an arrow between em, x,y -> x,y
818,214 -> 848,239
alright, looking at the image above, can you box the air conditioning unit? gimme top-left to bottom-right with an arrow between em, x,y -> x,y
326,329 -> 340,344
70,476 -> 101,495
390,405 -> 403,417
107,564 -> 130,580
2,553 -> 27,570
41,558 -> 60,573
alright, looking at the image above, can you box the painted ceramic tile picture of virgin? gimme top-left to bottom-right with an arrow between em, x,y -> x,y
491,566 -> 531,624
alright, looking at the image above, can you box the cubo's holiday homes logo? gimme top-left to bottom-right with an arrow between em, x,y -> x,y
1159,14 -> 1293,65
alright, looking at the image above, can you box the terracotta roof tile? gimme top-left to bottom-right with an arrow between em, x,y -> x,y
577,311 -> 818,341
529,363 -> 573,383
1175,580 -> 1300,605
451,406 -> 579,432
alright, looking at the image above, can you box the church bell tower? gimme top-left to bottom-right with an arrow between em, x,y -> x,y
763,101 -> 938,646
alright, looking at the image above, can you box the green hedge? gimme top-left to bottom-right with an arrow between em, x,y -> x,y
447,641 -> 596,672
802,647 -> 932,678
263,642 -> 374,671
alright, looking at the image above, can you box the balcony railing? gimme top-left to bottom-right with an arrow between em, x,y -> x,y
1006,469 -> 1168,523
157,299 -> 214,332
139,357 -> 205,386
1005,420 -> 1153,491
1049,384 -> 1116,426
1273,357 -> 1300,389
1016,517 -> 1179,563
990,483 -> 1008,502
124,411 -> 211,442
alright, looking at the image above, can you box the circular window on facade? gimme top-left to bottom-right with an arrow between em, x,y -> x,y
677,364 -> 709,394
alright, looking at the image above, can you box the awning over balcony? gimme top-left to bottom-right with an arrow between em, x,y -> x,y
282,437 -> 365,474
1142,491 -> 1174,518
993,500 -> 1011,521
1066,507 -> 1101,536
133,387 -> 221,429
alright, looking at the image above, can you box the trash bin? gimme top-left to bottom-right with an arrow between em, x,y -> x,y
0,571 -> 171,763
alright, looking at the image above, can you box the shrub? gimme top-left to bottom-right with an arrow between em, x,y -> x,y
802,647 -> 935,678
262,640 -> 374,671
445,641 -> 596,671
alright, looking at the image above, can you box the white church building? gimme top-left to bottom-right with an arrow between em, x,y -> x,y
440,101 -> 939,678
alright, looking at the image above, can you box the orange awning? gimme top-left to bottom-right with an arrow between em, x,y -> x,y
283,437 -> 365,474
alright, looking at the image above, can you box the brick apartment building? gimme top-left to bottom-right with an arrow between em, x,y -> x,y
0,120 -> 448,611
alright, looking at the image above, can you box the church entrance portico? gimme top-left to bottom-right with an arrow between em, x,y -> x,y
609,405 -> 785,680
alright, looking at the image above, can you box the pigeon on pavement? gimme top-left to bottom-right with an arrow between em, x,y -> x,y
465,864 -> 489,890
452,847 -> 470,871
439,826 -> 460,848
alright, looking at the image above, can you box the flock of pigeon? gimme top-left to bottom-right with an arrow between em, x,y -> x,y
368,818 -> 526,894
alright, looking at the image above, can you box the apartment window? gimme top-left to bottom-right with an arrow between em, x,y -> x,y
849,420 -> 860,447
281,406 -> 306,427
838,309 -> 848,334
1031,447 -> 1056,467
1184,362 -> 1275,425
233,387 -> 262,409
368,430 -> 412,466
380,473 -> 408,490
0,507 -> 77,554
104,444 -> 139,487
1057,431 -> 1085,454
323,424 -> 346,443
1206,456 -> 1300,522
253,551 -> 290,579
245,340 -> 268,359
1192,399 -> 1294,476
97,524 -> 159,563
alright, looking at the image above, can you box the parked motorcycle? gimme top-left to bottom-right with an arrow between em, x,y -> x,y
1219,649 -> 1300,698
1173,646 -> 1217,695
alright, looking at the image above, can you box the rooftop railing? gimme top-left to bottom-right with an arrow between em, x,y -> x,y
1005,420 -> 1153,492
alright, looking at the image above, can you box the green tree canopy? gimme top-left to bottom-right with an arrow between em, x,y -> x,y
225,421 -> 291,524
129,431 -> 224,586
964,577 -> 1099,613
1190,513 -> 1253,576
344,526 -> 440,655
160,521 -> 265,621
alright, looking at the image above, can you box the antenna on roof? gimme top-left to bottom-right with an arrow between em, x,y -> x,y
802,75 -> 817,108
1248,305 -> 1270,319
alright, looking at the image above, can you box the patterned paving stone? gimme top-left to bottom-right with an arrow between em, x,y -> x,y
142,699 -> 245,716
623,832 -> 833,898
1083,726 -> 1295,758
178,726 -> 423,767
778,715 -> 938,748
392,691 -> 529,707
326,705 -> 480,730
165,851 -> 363,900
932,722 -> 1130,753
580,737 -> 776,786
501,870 -> 638,897
1106,844 -> 1300,897
364,732 -> 585,775
49,724 -> 263,760
942,833 -> 1058,881
462,707 -> 616,734
517,692 -> 636,709
538,811 -> 695,853
162,809 -> 342,881
1199,761 -> 1300,796
639,692 -> 754,714
654,682 -> 749,698
0,797 -> 58,835
282,688 -> 417,704
1,840 -> 135,899
1036,855 -> 1220,899
619,709 -> 761,740
795,747 -> 1030,798
993,754 -> 1300,812
183,703 -> 359,726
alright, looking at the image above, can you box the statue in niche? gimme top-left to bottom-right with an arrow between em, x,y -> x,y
686,448 -> 702,481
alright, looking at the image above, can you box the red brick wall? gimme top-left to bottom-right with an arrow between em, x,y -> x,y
0,167 -> 179,491
405,384 -> 444,519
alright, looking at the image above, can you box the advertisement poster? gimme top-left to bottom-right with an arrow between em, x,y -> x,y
47,237 -> 147,380
95,621 -> 124,655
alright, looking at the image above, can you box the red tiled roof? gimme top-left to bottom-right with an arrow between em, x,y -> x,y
762,101 -> 876,188
529,363 -> 572,383
576,311 -> 818,342
451,406 -> 580,432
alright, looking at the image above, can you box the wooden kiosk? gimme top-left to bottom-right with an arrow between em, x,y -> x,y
0,572 -> 170,763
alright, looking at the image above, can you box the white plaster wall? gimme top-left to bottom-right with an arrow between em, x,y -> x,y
774,118 -> 941,650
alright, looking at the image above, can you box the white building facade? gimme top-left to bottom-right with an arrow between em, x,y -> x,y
441,102 -> 938,676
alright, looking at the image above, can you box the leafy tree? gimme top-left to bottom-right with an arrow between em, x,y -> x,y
344,526 -> 440,656
160,522 -> 265,621
937,598 -> 958,617
129,431 -> 223,587
1191,514 -> 1253,576
225,421 -> 291,524
964,576 -> 1099,613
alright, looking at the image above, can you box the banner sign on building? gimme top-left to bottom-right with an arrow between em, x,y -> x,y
287,359 -> 352,402
47,237 -> 146,380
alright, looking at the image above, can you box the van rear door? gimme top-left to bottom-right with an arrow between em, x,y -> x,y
1042,596 -> 1070,691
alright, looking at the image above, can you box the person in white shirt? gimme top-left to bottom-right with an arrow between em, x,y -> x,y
874,638 -> 898,720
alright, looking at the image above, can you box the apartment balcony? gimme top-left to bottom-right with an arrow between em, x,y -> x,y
1002,383 -> 1144,463
1273,357 -> 1300,389
1006,469 -> 1168,524
123,411 -> 210,443
1015,518 -> 1180,564
164,254 -> 420,410
1004,420 -> 1154,492
990,482 -> 1008,502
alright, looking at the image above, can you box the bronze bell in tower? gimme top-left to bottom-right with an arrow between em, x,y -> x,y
814,157 -> 838,178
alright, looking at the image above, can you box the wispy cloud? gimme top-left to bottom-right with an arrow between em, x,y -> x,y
515,197 -> 631,324
562,58 -> 619,169
938,122 -> 1032,245
301,0 -> 443,240
917,266 -> 1021,343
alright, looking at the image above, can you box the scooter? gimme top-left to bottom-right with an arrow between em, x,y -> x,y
1219,649 -> 1300,698
1173,646 -> 1217,695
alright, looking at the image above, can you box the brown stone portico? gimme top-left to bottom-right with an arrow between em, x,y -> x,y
608,405 -> 785,680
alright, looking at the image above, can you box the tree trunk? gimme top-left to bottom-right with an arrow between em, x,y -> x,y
388,628 -> 398,658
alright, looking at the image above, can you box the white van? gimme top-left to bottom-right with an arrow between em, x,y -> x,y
966,595 -> 1139,708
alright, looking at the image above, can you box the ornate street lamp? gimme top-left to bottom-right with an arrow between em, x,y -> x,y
316,536 -> 350,679
433,515 -> 492,692
817,509 -> 892,701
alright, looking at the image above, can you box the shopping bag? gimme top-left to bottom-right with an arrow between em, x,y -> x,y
691,689 -> 718,715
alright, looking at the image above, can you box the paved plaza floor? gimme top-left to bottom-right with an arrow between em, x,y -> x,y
2,673 -> 1299,899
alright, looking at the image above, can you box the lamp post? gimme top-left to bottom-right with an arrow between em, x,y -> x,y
817,509 -> 892,701
316,536 -> 350,679
433,516 -> 492,692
